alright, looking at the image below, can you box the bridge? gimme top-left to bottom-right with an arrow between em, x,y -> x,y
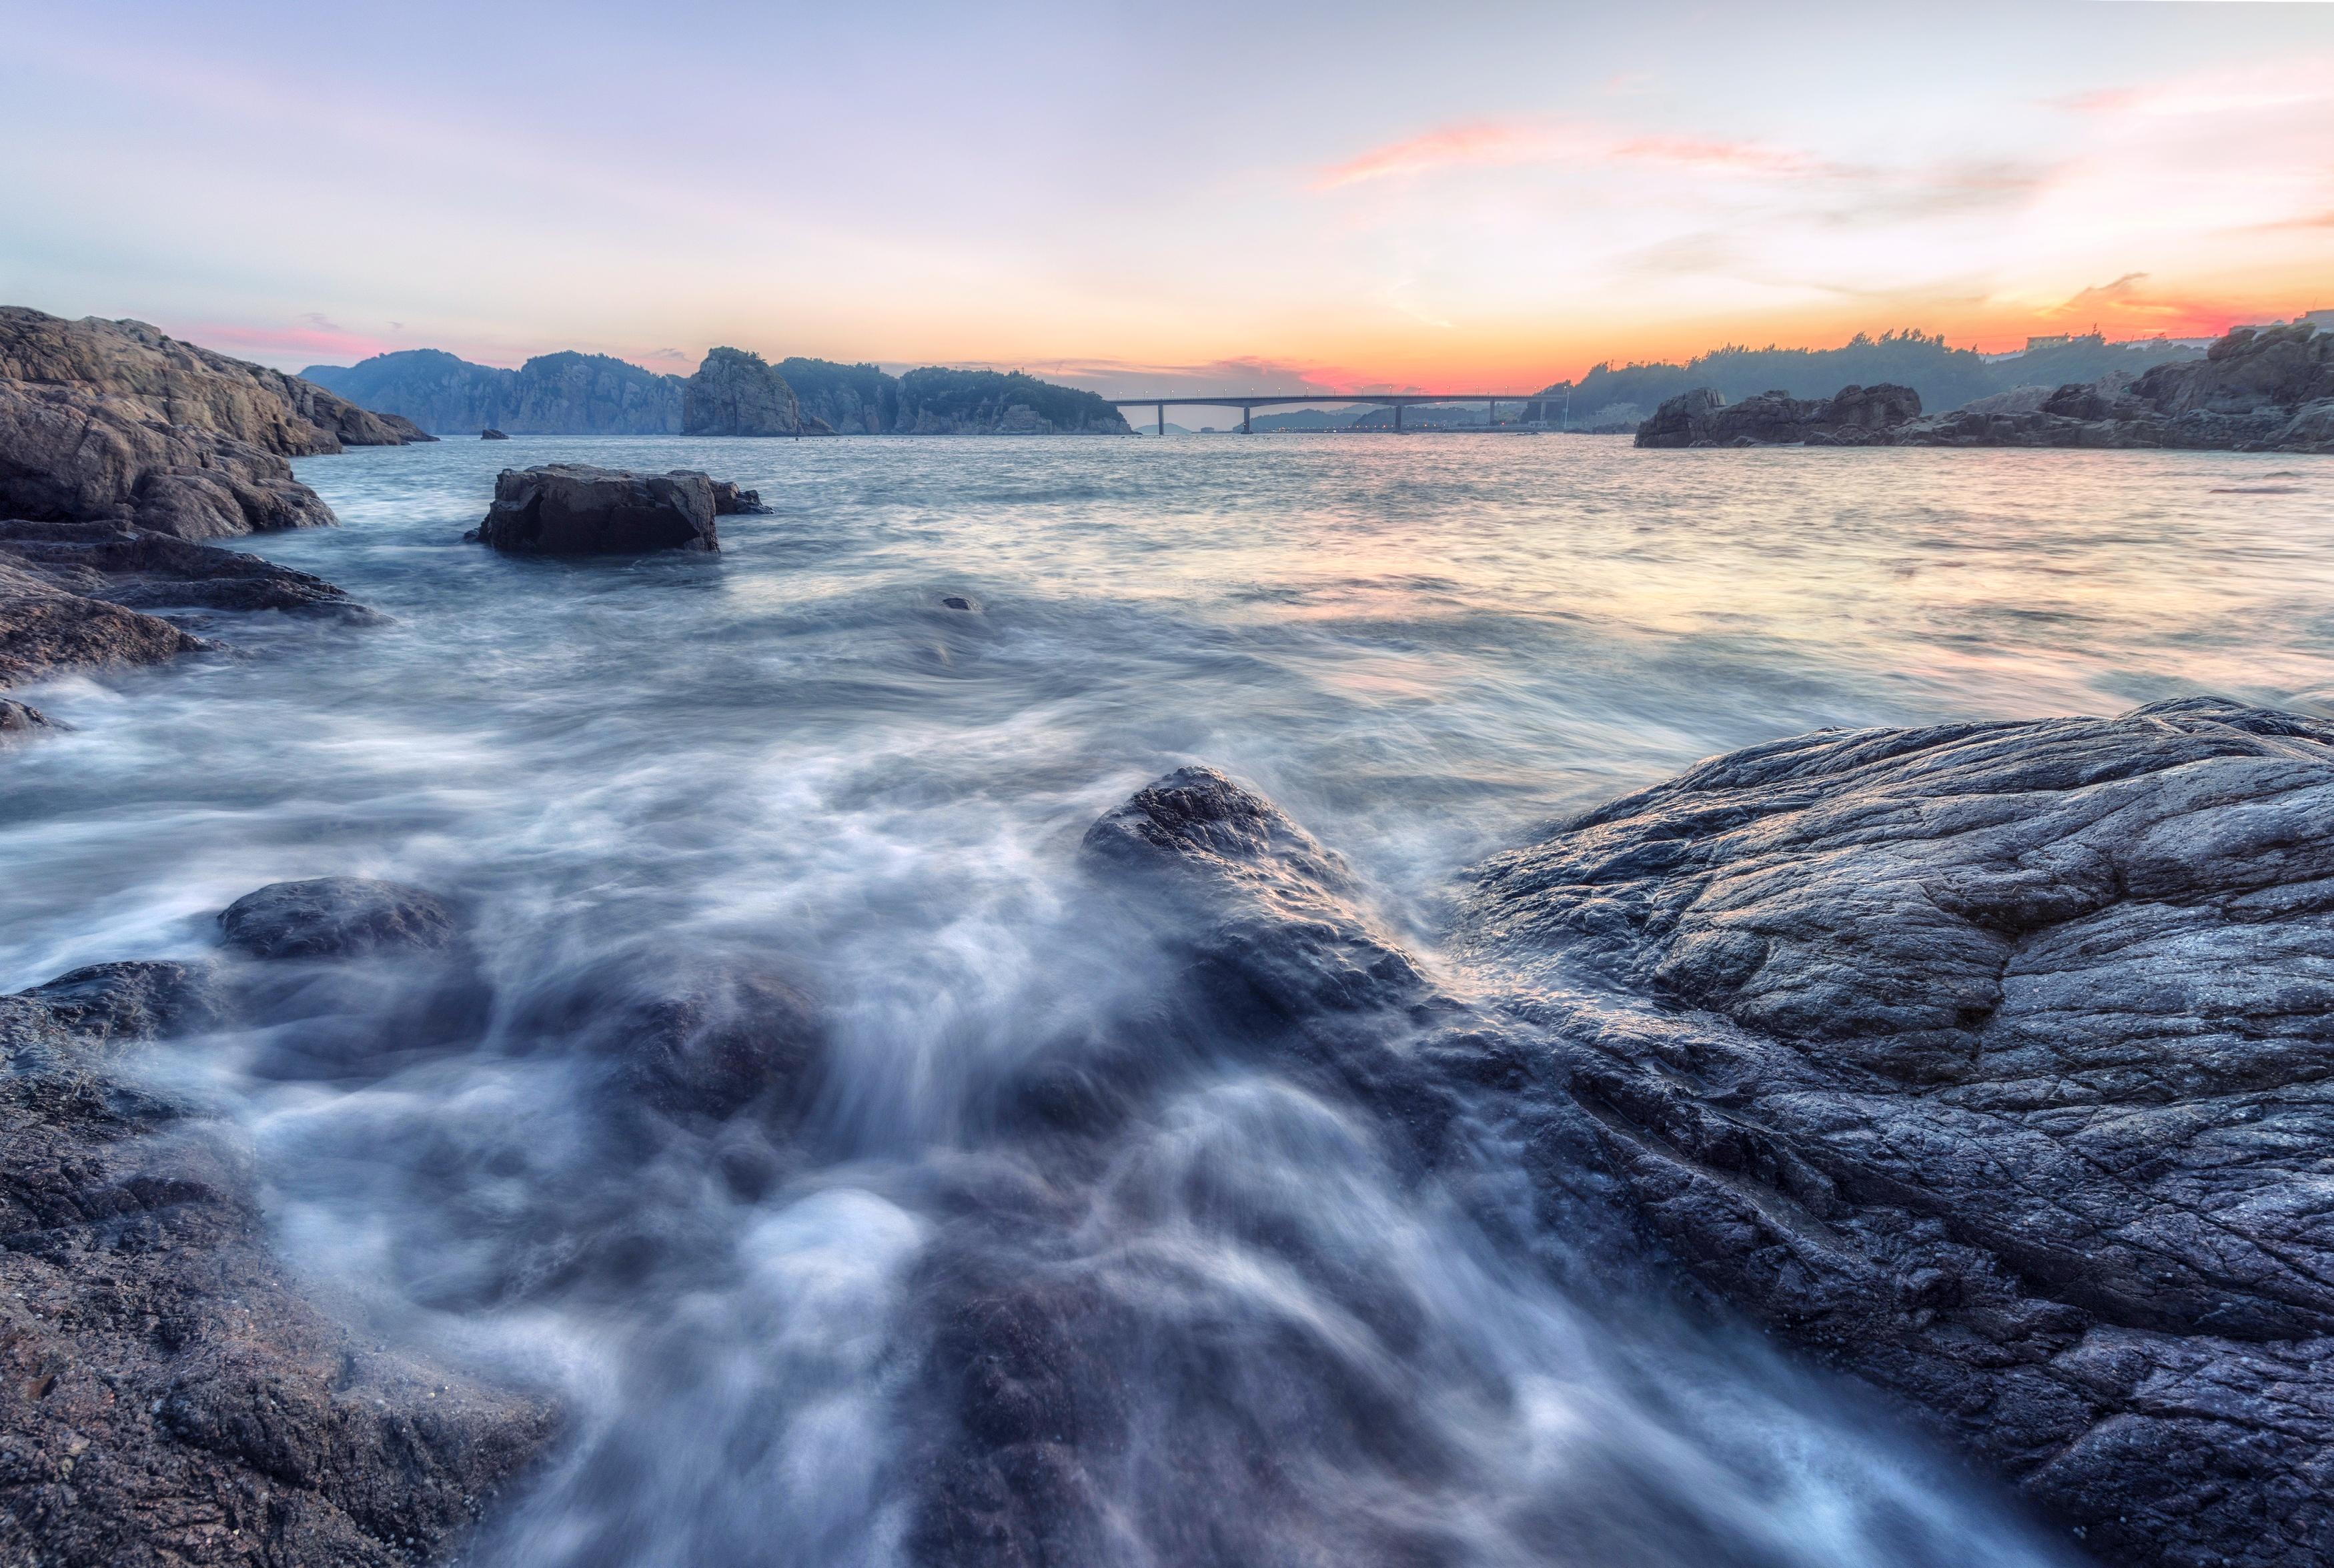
1106,392 -> 1552,434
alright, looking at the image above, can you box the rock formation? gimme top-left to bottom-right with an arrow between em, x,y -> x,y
0,308 -> 425,456
682,348 -> 810,438
1451,696 -> 2334,1568
891,367 -> 1133,435
471,464 -> 723,554
0,904 -> 558,1567
0,520 -> 371,690
481,428 -> 509,440
1635,383 -> 1922,447
1637,324 -> 2334,452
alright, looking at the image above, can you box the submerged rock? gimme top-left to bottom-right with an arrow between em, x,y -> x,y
708,479 -> 767,515
0,554 -> 207,686
473,464 -> 721,555
481,427 -> 509,440
1459,695 -> 2334,1567
0,957 -> 556,1567
0,696 -> 58,734
0,519 -> 373,619
218,876 -> 460,960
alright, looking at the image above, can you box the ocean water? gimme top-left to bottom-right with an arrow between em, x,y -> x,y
6,433 -> 2329,1565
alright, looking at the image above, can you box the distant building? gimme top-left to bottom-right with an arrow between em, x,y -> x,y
2022,334 -> 2077,351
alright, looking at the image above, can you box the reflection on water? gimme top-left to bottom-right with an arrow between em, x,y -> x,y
6,433 -> 2321,1565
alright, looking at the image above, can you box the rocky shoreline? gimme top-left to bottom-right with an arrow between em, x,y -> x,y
1638,322 -> 2334,452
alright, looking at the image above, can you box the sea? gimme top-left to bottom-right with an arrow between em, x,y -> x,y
5,432 -> 2328,1565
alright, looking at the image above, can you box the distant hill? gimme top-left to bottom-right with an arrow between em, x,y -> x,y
300,349 -> 684,436
305,349 -> 1129,436
1523,330 -> 2207,426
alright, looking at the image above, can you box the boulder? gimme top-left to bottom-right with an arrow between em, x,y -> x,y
1457,696 -> 2334,1568
217,876 -> 459,961
472,464 -> 720,555
481,427 -> 509,440
0,696 -> 57,735
0,958 -> 555,1567
708,480 -> 766,515
682,347 -> 805,437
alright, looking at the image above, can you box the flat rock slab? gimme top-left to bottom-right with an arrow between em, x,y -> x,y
1459,695 -> 2334,1568
473,464 -> 720,555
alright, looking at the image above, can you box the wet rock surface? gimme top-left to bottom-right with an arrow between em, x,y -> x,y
472,464 -> 722,555
1457,694 -> 2334,1568
0,943 -> 557,1567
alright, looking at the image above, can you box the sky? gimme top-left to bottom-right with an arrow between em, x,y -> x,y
2,0 -> 2329,396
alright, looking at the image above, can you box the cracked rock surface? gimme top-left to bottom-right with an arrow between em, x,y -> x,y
1458,694 -> 2334,1568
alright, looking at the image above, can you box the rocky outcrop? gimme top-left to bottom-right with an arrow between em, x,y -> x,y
472,464 -> 722,555
682,348 -> 810,437
481,428 -> 508,440
1638,325 -> 2334,452
708,480 -> 766,516
0,520 -> 372,693
1898,325 -> 2334,452
0,308 -> 422,456
0,381 -> 338,543
0,932 -> 557,1565
302,349 -> 686,437
1455,696 -> 2334,1568
1635,383 -> 1922,447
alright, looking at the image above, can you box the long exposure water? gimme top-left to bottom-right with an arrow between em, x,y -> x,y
7,433 -> 2330,1565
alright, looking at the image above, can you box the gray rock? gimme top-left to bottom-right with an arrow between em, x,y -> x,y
0,696 -> 58,735
0,959 -> 554,1567
682,347 -> 806,437
474,464 -> 719,555
1458,695 -> 2334,1567
480,427 -> 509,440
218,877 -> 459,960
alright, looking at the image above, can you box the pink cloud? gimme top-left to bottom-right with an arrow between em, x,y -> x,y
1312,121 -> 1566,189
1313,117 -> 1836,191
169,321 -> 403,364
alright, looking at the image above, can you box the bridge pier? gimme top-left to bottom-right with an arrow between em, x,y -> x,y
1156,402 -> 1165,436
1394,402 -> 1404,432
1241,406 -> 1252,435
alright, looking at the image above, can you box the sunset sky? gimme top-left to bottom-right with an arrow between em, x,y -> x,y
3,1 -> 2329,395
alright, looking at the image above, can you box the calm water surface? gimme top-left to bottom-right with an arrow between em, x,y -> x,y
5,434 -> 2327,1566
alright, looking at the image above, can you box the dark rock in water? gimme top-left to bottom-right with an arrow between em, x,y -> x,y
218,876 -> 459,960
481,426 -> 509,440
0,959 -> 555,1568
1457,695 -> 2334,1568
1636,383 -> 1922,448
474,464 -> 720,555
610,968 -> 824,1122
940,594 -> 977,612
682,347 -> 808,437
0,695 -> 58,734
708,480 -> 766,515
